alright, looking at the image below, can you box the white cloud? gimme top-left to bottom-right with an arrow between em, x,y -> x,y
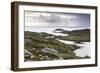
60,14 -> 77,20
25,11 -> 86,28
25,11 -> 51,17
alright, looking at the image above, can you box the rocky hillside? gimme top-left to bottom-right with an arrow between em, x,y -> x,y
24,29 -> 90,61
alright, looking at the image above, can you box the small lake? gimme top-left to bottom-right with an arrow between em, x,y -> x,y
58,40 -> 91,57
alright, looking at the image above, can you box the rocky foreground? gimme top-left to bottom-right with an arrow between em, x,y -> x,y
24,29 -> 90,61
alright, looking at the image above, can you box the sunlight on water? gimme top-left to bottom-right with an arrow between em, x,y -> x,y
58,40 -> 91,57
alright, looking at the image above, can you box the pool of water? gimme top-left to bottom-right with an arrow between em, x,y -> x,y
58,40 -> 91,57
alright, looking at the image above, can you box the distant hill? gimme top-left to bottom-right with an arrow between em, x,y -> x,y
54,29 -> 90,42
53,28 -> 70,34
53,28 -> 90,34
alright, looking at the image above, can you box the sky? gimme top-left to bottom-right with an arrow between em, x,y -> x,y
25,11 -> 90,28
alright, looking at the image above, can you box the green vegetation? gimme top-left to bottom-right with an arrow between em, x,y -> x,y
54,29 -> 90,42
24,29 -> 90,61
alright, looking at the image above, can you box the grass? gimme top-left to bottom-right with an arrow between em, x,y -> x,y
24,29 -> 90,61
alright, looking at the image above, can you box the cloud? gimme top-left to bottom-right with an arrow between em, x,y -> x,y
25,11 -> 90,28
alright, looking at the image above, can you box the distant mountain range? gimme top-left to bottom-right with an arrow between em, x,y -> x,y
53,28 -> 90,42
54,28 -> 90,34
